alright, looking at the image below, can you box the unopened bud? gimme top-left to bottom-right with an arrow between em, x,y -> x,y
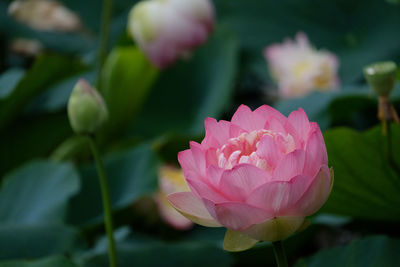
363,61 -> 397,97
127,0 -> 214,68
67,79 -> 108,134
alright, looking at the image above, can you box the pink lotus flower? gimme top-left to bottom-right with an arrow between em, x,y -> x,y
264,32 -> 339,99
127,0 -> 214,68
155,166 -> 193,230
168,105 -> 333,251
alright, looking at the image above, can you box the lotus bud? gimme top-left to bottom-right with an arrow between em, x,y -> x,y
363,61 -> 397,97
67,79 -> 108,134
127,0 -> 214,68
364,61 -> 399,125
168,0 -> 214,30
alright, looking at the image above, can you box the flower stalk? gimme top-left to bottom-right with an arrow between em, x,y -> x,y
87,135 -> 117,267
363,61 -> 400,175
272,241 -> 289,267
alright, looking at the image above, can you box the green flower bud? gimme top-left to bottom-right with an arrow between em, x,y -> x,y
67,79 -> 108,134
363,61 -> 397,97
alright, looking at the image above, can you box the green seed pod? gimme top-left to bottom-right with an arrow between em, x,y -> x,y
363,61 -> 397,97
67,79 -> 108,134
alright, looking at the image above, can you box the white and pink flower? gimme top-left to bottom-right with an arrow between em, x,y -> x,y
264,32 -> 339,98
128,0 -> 214,68
168,105 -> 333,250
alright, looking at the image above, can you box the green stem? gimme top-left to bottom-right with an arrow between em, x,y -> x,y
97,0 -> 114,88
272,241 -> 288,267
87,136 -> 117,267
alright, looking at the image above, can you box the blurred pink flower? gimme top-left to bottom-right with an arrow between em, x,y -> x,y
128,0 -> 214,68
156,166 -> 193,230
168,105 -> 333,248
264,32 -> 339,98
8,0 -> 81,32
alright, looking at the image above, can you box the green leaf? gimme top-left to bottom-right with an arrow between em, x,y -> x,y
0,255 -> 77,267
295,236 -> 400,267
0,224 -> 78,260
275,86 -> 395,131
0,54 -> 86,130
67,143 -> 160,226
99,47 -> 158,138
129,25 -> 239,138
387,0 -> 400,5
79,239 -> 232,267
0,68 -> 25,99
321,125 -> 400,220
275,91 -> 338,130
26,71 -> 96,114
0,161 -> 80,224
0,113 -> 72,176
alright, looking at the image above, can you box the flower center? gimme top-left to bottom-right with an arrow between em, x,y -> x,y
216,129 -> 295,171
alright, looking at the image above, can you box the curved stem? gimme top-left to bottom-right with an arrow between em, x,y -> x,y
97,0 -> 114,88
272,241 -> 288,267
87,136 -> 117,267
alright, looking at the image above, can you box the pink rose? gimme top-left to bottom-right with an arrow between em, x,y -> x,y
168,105 -> 333,249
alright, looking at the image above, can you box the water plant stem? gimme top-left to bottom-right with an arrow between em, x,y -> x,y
87,135 -> 117,267
272,241 -> 288,267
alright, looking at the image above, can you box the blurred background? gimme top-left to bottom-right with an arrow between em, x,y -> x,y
1,0 -> 400,266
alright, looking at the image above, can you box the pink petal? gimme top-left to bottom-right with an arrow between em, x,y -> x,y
178,149 -> 197,174
254,105 -> 287,125
208,201 -> 272,231
256,134 -> 283,168
282,120 -> 300,148
288,165 -> 331,216
202,118 -> 231,148
265,116 -> 287,135
303,127 -> 328,177
189,141 -> 206,176
156,193 -> 193,230
219,164 -> 268,201
186,177 -> 227,203
287,108 -> 311,144
229,123 -> 246,138
206,164 -> 224,187
201,132 -> 220,150
273,149 -> 305,181
167,192 -> 221,227
205,148 -> 218,168
247,174 -> 309,215
231,105 -> 265,132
